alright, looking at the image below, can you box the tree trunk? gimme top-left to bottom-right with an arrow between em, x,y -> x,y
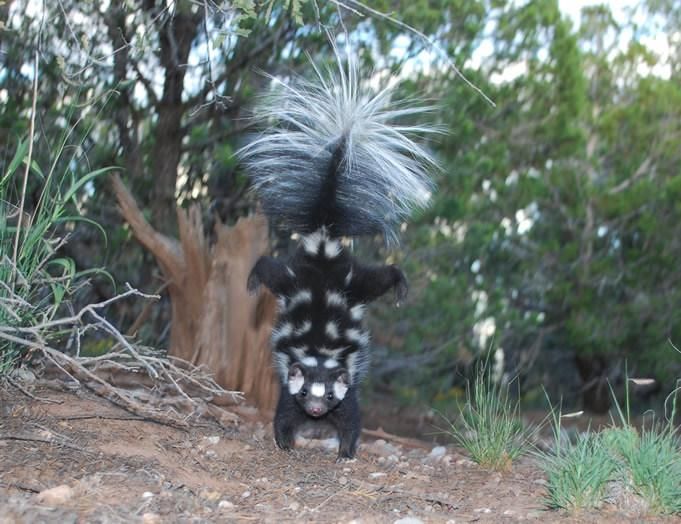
112,174 -> 278,411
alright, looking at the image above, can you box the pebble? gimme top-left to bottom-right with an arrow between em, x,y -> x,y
289,501 -> 300,511
241,490 -> 251,498
36,485 -> 73,505
218,500 -> 235,509
141,513 -> 162,524
474,507 -> 492,513
339,476 -> 349,485
205,435 -> 220,445
369,472 -> 386,479
394,517 -> 424,524
429,446 -> 447,458
142,491 -> 154,499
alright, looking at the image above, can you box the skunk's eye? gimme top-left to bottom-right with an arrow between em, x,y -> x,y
300,388 -> 307,397
326,392 -> 334,401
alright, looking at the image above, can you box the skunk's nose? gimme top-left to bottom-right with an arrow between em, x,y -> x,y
310,406 -> 323,416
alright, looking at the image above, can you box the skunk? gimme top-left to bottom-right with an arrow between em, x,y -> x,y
239,52 -> 438,459
274,362 -> 360,461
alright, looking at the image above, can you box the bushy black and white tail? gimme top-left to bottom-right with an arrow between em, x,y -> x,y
237,54 -> 439,244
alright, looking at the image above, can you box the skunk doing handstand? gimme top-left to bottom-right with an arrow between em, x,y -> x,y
238,54 -> 438,460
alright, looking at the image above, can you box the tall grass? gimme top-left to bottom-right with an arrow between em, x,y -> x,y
0,65 -> 113,373
442,363 -> 537,470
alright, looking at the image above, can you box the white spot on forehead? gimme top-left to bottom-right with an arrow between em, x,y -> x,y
325,322 -> 339,340
310,383 -> 325,398
294,321 -> 311,336
333,380 -> 348,400
272,323 -> 293,343
350,304 -> 365,321
323,238 -> 341,258
288,290 -> 312,310
288,374 -> 304,394
301,356 -> 318,367
326,291 -> 347,308
324,359 -> 339,369
344,269 -> 353,286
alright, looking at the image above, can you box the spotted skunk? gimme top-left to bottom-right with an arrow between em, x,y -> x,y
274,362 -> 360,460
238,52 -> 438,459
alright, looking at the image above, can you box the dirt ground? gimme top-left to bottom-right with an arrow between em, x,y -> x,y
0,384 -> 677,523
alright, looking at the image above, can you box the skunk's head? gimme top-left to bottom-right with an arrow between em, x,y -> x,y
287,362 -> 350,418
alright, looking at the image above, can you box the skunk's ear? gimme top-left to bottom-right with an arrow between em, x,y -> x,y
287,363 -> 305,394
333,368 -> 350,400
247,256 -> 295,296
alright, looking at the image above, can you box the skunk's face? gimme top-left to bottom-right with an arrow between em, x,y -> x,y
287,363 -> 349,418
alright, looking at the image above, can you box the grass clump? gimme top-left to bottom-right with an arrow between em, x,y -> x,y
442,363 -> 536,470
539,378 -> 681,516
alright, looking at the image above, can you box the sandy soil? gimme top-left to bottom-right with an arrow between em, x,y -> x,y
0,385 -> 676,523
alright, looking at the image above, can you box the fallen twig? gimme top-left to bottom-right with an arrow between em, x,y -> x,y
362,427 -> 432,449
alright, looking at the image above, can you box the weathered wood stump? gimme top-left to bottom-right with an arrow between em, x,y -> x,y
112,174 -> 277,411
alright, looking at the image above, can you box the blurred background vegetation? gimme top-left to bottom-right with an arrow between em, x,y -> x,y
1,0 -> 679,415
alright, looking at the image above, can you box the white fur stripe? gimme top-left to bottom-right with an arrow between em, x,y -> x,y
288,290 -> 312,310
294,321 -> 312,336
344,269 -> 353,286
345,328 -> 370,347
290,346 -> 308,360
324,359 -> 339,368
323,238 -> 341,258
326,291 -> 347,308
302,231 -> 323,255
318,346 -> 344,356
272,323 -> 293,343
325,322 -> 339,340
350,304 -> 365,321
310,383 -> 325,397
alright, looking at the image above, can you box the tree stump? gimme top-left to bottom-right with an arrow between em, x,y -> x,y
111,174 -> 278,411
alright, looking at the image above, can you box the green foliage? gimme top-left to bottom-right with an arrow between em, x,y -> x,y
541,429 -> 615,511
441,362 -> 536,470
539,380 -> 681,515
0,131 -> 112,373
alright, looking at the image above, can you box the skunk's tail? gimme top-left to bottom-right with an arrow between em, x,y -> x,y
237,54 -> 439,244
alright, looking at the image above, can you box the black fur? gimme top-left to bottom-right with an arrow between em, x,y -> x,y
248,232 -> 407,385
274,363 -> 361,461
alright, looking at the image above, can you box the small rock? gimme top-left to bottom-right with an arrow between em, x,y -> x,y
428,446 -> 447,458
503,509 -> 516,517
36,485 -> 73,505
289,501 -> 300,511
218,500 -> 235,509
142,491 -> 154,499
241,490 -> 251,498
202,490 -> 221,502
369,472 -> 386,479
394,517 -> 424,524
205,450 -> 217,458
142,513 -> 162,524
533,478 -> 548,486
205,435 -> 220,445
474,507 -> 492,513
339,476 -> 348,486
